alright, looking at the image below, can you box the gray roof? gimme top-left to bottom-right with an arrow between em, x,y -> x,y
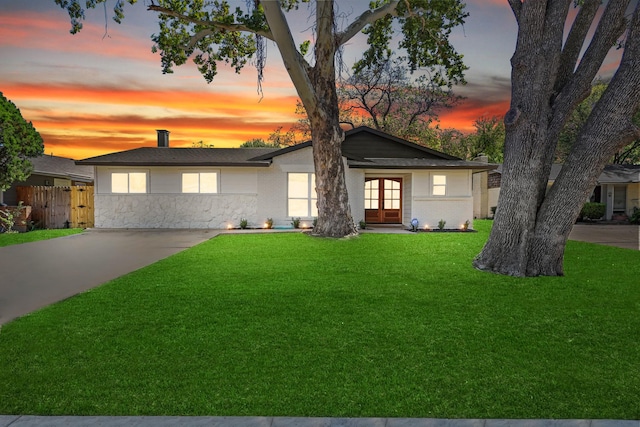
493,163 -> 640,183
598,164 -> 640,183
76,147 -> 279,167
31,155 -> 94,181
348,158 -> 497,171
74,127 -> 495,171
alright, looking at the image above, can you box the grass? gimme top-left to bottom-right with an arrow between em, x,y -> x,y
0,221 -> 638,418
0,228 -> 83,247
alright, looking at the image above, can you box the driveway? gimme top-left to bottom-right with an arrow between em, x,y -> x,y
0,229 -> 217,325
569,223 -> 639,250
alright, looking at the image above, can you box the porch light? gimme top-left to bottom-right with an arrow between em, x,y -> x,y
264,223 -> 269,229
227,223 -> 233,230
301,222 -> 308,229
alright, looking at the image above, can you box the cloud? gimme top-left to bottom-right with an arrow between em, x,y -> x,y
3,80 -> 301,159
0,11 -> 157,64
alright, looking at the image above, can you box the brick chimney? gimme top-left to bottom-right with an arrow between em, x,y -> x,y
157,130 -> 170,148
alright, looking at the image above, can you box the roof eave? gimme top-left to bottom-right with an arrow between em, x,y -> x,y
76,161 -> 272,167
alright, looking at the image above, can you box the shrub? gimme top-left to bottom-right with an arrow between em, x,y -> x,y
438,219 -> 446,230
630,207 -> 640,225
239,218 -> 248,229
0,202 -> 25,233
580,202 -> 605,221
265,218 -> 273,229
291,217 -> 301,229
359,220 -> 367,230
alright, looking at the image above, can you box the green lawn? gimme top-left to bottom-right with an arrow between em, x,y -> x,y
0,221 -> 638,418
0,228 -> 83,247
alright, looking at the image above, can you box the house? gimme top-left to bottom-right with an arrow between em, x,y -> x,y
0,154 -> 94,206
473,163 -> 640,220
75,127 -> 496,230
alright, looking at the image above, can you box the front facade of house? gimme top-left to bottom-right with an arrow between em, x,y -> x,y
78,127 -> 495,230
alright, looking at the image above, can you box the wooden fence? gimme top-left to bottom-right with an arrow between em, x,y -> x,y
16,186 -> 94,229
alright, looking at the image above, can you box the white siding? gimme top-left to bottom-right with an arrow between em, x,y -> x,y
95,166 -> 259,228
411,170 -> 473,229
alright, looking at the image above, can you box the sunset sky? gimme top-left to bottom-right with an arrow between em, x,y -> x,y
0,1 -> 624,160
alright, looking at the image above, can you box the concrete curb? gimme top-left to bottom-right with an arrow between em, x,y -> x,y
1,417 -> 638,427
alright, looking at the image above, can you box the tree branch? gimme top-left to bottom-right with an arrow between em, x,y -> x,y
549,0 -> 631,137
554,0 -> 601,94
508,0 -> 523,25
336,1 -> 400,46
147,5 -> 274,41
261,1 -> 316,113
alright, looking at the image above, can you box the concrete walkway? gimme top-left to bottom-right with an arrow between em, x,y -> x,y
0,229 -> 218,325
568,224 -> 639,250
0,416 -> 637,427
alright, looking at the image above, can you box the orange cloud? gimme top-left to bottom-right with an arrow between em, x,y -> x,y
0,11 -> 157,63
438,98 -> 510,132
3,80 -> 301,159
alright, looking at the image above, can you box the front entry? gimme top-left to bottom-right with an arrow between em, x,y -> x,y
364,178 -> 402,224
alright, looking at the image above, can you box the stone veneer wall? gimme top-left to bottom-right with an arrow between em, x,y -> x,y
95,194 -> 257,229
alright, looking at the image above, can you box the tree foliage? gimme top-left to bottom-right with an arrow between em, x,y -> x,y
55,0 -> 468,237
0,93 -> 44,192
240,137 -> 280,148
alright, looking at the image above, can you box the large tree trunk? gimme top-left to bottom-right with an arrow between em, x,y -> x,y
262,0 -> 356,238
473,0 -> 640,277
308,0 -> 357,237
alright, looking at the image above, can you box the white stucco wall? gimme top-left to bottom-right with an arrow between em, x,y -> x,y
411,170 -> 474,229
95,193 -> 257,229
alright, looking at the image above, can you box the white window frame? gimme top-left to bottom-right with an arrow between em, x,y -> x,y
111,171 -> 148,194
288,173 -> 317,218
432,174 -> 447,196
181,171 -> 219,194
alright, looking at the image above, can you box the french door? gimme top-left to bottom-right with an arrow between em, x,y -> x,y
364,178 -> 402,223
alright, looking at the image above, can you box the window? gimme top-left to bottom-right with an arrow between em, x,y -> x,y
182,172 -> 218,193
288,173 -> 317,217
384,179 -> 401,209
432,175 -> 446,196
364,179 -> 379,209
112,172 -> 147,193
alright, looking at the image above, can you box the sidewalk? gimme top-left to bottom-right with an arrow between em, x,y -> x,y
1,416 -> 638,427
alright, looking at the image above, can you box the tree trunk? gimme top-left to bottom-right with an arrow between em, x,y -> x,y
262,0 -> 356,238
473,0 -> 639,277
308,0 -> 357,238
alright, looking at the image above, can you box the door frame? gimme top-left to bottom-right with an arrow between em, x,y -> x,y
364,177 -> 403,224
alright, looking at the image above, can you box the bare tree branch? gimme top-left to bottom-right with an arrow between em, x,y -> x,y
261,1 -> 316,113
549,0 -> 631,137
555,0 -> 601,94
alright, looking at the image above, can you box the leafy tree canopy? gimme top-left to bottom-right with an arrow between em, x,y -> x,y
240,138 -> 280,148
0,93 -> 44,192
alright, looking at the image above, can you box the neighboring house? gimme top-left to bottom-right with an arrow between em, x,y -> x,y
474,163 -> 640,220
76,127 -> 496,230
0,154 -> 94,206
